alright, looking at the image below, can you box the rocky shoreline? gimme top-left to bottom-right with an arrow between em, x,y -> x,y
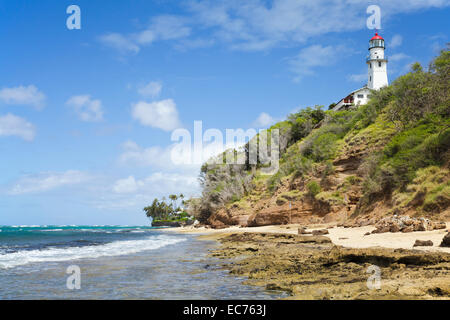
197,230 -> 450,299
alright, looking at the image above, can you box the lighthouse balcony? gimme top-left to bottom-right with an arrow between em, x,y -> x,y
366,55 -> 388,63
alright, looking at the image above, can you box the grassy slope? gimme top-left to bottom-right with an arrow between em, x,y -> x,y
196,49 -> 450,225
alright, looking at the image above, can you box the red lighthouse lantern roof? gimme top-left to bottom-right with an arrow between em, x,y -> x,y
370,32 -> 384,41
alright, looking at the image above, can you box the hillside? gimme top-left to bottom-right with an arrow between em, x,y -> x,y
189,48 -> 450,229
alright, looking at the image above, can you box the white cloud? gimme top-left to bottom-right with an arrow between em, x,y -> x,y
112,173 -> 198,196
112,176 -> 143,194
9,170 -> 91,195
0,85 -> 46,109
389,53 -> 410,62
118,141 -> 170,168
289,45 -> 345,81
97,172 -> 200,210
349,73 -> 367,83
131,99 -> 181,131
101,15 -> 191,53
144,172 -> 198,192
99,1 -> 450,54
0,113 -> 36,141
99,33 -> 140,54
118,139 -> 230,171
389,34 -> 403,48
97,0 -> 450,61
186,0 -> 450,51
66,95 -> 104,122
135,15 -> 191,44
138,81 -> 162,98
253,112 -> 276,127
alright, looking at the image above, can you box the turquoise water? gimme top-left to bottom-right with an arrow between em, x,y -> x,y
0,226 -> 283,299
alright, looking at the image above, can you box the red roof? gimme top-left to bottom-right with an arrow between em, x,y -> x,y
370,32 -> 384,41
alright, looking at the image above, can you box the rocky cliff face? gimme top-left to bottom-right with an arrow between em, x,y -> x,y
206,122 -> 391,228
204,119 -> 449,229
197,49 -> 450,229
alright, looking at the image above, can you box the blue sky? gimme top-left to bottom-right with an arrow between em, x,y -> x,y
0,0 -> 448,225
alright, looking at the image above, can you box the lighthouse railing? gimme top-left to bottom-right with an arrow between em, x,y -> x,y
366,55 -> 388,63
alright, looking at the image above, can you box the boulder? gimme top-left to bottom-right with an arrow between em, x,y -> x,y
401,226 -> 414,233
372,215 -> 445,234
312,229 -> 329,236
413,240 -> 433,247
440,233 -> 450,247
296,235 -> 331,244
298,227 -> 312,235
432,221 -> 447,230
390,224 -> 401,233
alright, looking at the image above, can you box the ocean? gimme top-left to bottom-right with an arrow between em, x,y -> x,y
0,225 -> 282,299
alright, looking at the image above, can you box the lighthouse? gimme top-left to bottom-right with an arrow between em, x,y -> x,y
332,32 -> 390,111
367,32 -> 388,90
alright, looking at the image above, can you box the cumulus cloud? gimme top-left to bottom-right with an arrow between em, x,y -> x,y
100,15 -> 190,53
389,34 -> 403,48
131,99 -> 181,131
112,172 -> 198,195
66,95 -> 104,122
112,176 -> 143,194
9,170 -> 91,195
96,171 -> 200,210
289,45 -> 347,81
349,73 -> 368,83
253,112 -> 276,127
99,33 -> 140,54
135,15 -> 191,44
0,113 -> 36,141
118,138 -> 241,171
389,53 -> 410,62
0,85 -> 46,109
118,140 -> 171,168
138,81 -> 162,98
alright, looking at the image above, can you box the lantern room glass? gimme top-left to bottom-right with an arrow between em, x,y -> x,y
370,39 -> 385,48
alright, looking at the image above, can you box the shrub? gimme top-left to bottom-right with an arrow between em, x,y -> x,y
345,175 -> 362,185
306,181 -> 321,198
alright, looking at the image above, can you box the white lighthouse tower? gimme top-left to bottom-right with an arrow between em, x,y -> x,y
367,32 -> 388,90
332,32 -> 390,111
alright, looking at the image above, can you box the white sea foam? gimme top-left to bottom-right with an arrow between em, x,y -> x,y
0,235 -> 186,269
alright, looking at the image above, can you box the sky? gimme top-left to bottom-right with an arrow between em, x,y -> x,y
0,0 -> 449,225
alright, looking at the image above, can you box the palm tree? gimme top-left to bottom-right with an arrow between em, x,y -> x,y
169,194 -> 178,212
179,194 -> 185,209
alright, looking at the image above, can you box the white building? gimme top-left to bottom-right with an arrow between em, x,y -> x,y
333,32 -> 388,111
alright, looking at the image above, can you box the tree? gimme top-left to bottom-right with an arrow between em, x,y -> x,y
179,194 -> 185,210
288,105 -> 326,143
143,198 -> 176,221
169,194 -> 178,211
144,199 -> 162,220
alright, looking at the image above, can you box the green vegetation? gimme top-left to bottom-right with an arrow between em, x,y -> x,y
391,166 -> 450,215
192,46 -> 450,222
143,194 -> 192,223
316,191 -> 344,205
306,181 -> 321,198
356,47 -> 450,213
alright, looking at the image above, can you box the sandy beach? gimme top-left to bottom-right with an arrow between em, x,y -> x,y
164,222 -> 450,253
